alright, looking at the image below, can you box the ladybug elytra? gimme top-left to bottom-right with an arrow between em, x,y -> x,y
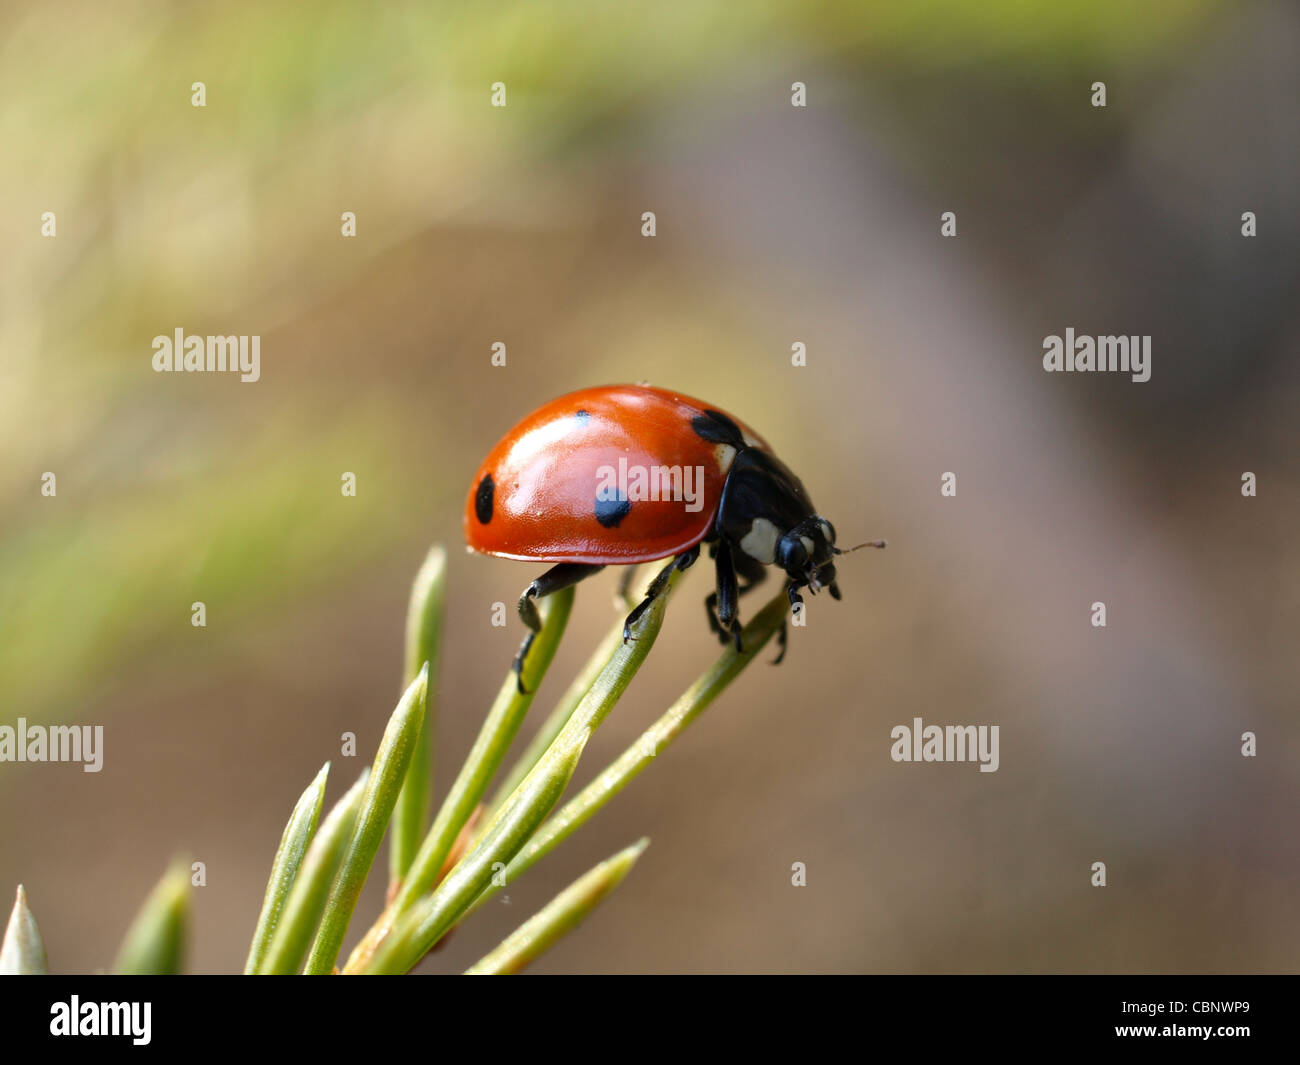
464,384 -> 884,685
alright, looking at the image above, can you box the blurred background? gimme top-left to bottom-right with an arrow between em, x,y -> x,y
1,0 -> 1297,973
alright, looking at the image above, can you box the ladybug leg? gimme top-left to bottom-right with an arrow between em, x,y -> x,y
707,548 -> 766,648
770,581 -> 804,664
704,590 -> 725,640
518,563 -> 604,631
735,574 -> 769,651
514,563 -> 604,692
733,552 -> 768,611
617,565 -> 640,608
772,620 -> 789,666
705,583 -> 764,642
787,581 -> 805,619
817,562 -> 842,601
622,546 -> 699,643
703,540 -> 726,634
712,541 -> 744,653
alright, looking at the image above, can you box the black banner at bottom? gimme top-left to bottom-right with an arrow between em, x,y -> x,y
0,975 -> 1288,1052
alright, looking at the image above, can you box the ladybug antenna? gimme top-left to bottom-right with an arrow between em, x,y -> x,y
832,539 -> 887,556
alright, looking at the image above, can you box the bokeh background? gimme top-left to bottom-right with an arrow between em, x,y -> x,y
2,0 -> 1297,973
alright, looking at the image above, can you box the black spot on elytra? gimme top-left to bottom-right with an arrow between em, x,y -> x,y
691,409 -> 744,446
594,495 -> 631,528
475,473 -> 495,524
574,409 -> 590,424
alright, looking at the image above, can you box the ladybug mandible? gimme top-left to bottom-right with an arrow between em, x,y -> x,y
464,384 -> 884,686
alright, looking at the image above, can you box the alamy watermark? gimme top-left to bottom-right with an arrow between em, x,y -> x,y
0,718 -> 103,772
152,328 -> 260,382
595,458 -> 706,513
890,717 -> 999,773
1043,330 -> 1151,383
50,997 -> 150,1045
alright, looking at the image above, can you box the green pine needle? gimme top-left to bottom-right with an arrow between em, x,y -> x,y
465,838 -> 649,975
362,730 -> 591,974
360,566 -> 684,974
113,863 -> 190,975
258,769 -> 370,975
467,588 -> 788,917
1,885 -> 48,975
488,615 -> 624,813
377,588 -> 574,931
389,546 -> 448,889
302,664 -> 428,974
244,761 -> 330,974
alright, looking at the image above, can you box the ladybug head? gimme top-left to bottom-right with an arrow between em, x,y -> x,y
776,517 -> 838,588
777,518 -> 887,593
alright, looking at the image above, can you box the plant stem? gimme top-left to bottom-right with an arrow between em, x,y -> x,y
466,588 -> 788,917
361,731 -> 590,974
353,568 -> 684,973
346,588 -> 573,969
487,616 -> 623,814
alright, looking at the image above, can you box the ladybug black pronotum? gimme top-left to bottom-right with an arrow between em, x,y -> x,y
465,384 -> 885,687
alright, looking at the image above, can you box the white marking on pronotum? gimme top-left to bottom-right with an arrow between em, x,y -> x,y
740,517 -> 780,563
714,443 -> 737,471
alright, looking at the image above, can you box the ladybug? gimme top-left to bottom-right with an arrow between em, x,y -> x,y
464,384 -> 884,686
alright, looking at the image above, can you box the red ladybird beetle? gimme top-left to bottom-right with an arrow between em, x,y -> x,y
464,384 -> 884,686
